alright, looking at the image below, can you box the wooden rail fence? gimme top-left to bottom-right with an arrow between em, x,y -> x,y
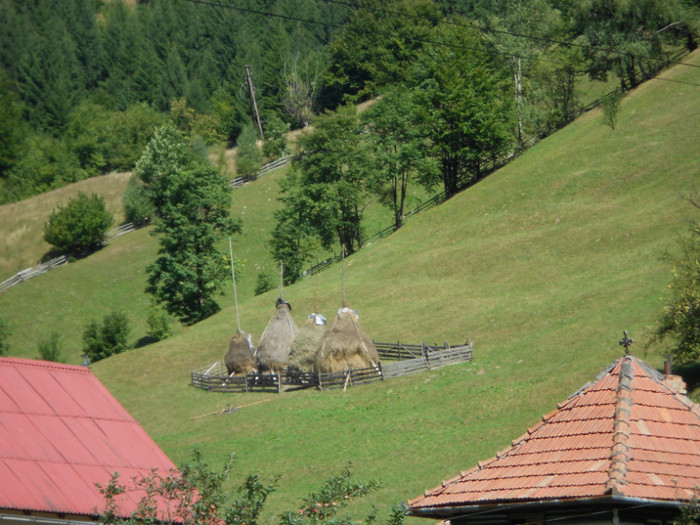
230,155 -> 292,188
0,256 -> 68,293
191,340 -> 473,393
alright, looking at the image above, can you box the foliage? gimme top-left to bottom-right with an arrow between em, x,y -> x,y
262,115 -> 290,161
677,494 -> 700,525
37,332 -> 64,362
98,450 -> 391,525
269,168 -> 323,285
43,192 -> 114,257
278,464 -> 381,525
651,206 -> 700,363
146,161 -> 240,325
255,272 -> 275,296
320,0 -> 441,108
235,122 -> 264,178
601,88 -> 623,131
570,0 -> 698,89
146,302 -> 172,343
133,126 -> 200,217
123,175 -> 155,226
0,316 -> 10,356
411,22 -> 514,198
83,311 -> 130,363
363,89 -> 439,229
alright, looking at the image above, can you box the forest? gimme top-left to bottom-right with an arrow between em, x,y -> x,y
0,0 -> 698,283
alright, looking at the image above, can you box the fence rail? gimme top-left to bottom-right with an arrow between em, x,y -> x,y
0,256 -> 68,293
230,155 -> 292,188
191,340 -> 473,393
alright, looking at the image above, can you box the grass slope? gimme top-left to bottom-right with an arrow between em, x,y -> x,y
2,51 -> 699,522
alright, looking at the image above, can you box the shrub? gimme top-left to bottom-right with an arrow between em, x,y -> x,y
37,332 -> 64,362
44,192 -> 114,256
255,272 -> 274,296
146,302 -> 172,342
0,316 -> 10,356
83,311 -> 130,363
235,121 -> 263,178
122,175 -> 154,225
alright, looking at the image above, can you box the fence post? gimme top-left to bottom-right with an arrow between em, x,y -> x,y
378,361 -> 384,380
422,342 -> 432,371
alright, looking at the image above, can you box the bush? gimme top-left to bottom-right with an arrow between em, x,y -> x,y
0,316 -> 10,356
37,332 -> 64,362
146,302 -> 172,342
44,192 -> 114,257
235,121 -> 263,178
255,272 -> 275,296
83,311 -> 130,363
122,175 -> 154,225
262,115 -> 290,161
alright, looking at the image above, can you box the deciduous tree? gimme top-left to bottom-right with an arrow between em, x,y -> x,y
364,89 -> 439,230
412,23 -> 513,198
43,192 -> 113,257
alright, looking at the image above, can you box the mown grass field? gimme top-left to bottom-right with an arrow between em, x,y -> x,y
2,51 -> 699,523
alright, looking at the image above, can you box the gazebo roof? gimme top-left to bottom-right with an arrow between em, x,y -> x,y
0,357 -> 178,520
409,355 -> 700,519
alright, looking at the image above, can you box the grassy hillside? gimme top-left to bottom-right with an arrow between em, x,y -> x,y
3,50 -> 699,522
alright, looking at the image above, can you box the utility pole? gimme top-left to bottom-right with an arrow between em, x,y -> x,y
245,65 -> 265,140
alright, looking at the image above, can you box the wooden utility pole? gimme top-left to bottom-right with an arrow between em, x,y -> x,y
245,65 -> 265,140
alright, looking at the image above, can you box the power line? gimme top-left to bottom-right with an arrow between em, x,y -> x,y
174,0 -> 700,85
321,0 -> 700,70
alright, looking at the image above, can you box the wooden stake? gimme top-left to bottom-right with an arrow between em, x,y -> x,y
229,237 -> 241,333
341,245 -> 346,308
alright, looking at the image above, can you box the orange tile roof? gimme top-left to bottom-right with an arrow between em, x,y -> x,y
408,356 -> 700,516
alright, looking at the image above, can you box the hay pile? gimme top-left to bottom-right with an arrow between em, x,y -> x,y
256,300 -> 298,374
224,330 -> 256,376
315,307 -> 380,374
287,313 -> 327,373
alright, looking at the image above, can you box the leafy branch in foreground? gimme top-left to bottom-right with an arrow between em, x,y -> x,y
650,195 -> 700,363
97,451 -> 403,525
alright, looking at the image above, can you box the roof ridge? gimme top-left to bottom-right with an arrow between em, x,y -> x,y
606,356 -> 634,496
0,356 -> 90,374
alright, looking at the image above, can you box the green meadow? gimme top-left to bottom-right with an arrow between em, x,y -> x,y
1,50 -> 699,523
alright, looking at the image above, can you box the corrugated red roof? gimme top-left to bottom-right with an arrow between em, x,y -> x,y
0,357 -> 178,519
409,355 -> 700,514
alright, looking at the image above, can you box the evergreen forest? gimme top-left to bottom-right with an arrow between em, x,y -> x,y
1,0 -> 697,205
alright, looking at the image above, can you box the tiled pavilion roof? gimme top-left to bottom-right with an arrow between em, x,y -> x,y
0,357 -> 178,520
409,355 -> 700,518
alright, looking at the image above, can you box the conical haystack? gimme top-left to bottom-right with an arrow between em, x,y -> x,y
224,330 -> 256,376
315,307 -> 380,374
288,313 -> 327,373
256,299 -> 298,374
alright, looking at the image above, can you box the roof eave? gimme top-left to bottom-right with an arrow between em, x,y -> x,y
409,495 -> 684,519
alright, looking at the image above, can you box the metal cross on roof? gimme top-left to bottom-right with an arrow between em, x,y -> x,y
619,330 -> 634,355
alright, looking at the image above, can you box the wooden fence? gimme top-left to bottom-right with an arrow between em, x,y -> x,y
230,155 -> 292,188
0,256 -> 67,294
191,340 -> 473,393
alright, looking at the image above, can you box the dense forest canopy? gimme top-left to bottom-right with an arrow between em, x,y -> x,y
0,0 -> 697,205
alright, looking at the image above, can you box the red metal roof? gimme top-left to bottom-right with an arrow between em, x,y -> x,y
0,357 -> 178,519
408,355 -> 700,514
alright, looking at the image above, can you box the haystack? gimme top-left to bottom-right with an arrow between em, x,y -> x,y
315,307 -> 380,374
256,299 -> 298,374
224,330 -> 256,375
287,313 -> 327,373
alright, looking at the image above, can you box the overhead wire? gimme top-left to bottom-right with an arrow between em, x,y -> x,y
320,0 -> 700,69
174,0 -> 700,86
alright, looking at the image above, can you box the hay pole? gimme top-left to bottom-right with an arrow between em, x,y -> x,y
229,237 -> 241,333
341,245 -> 346,308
